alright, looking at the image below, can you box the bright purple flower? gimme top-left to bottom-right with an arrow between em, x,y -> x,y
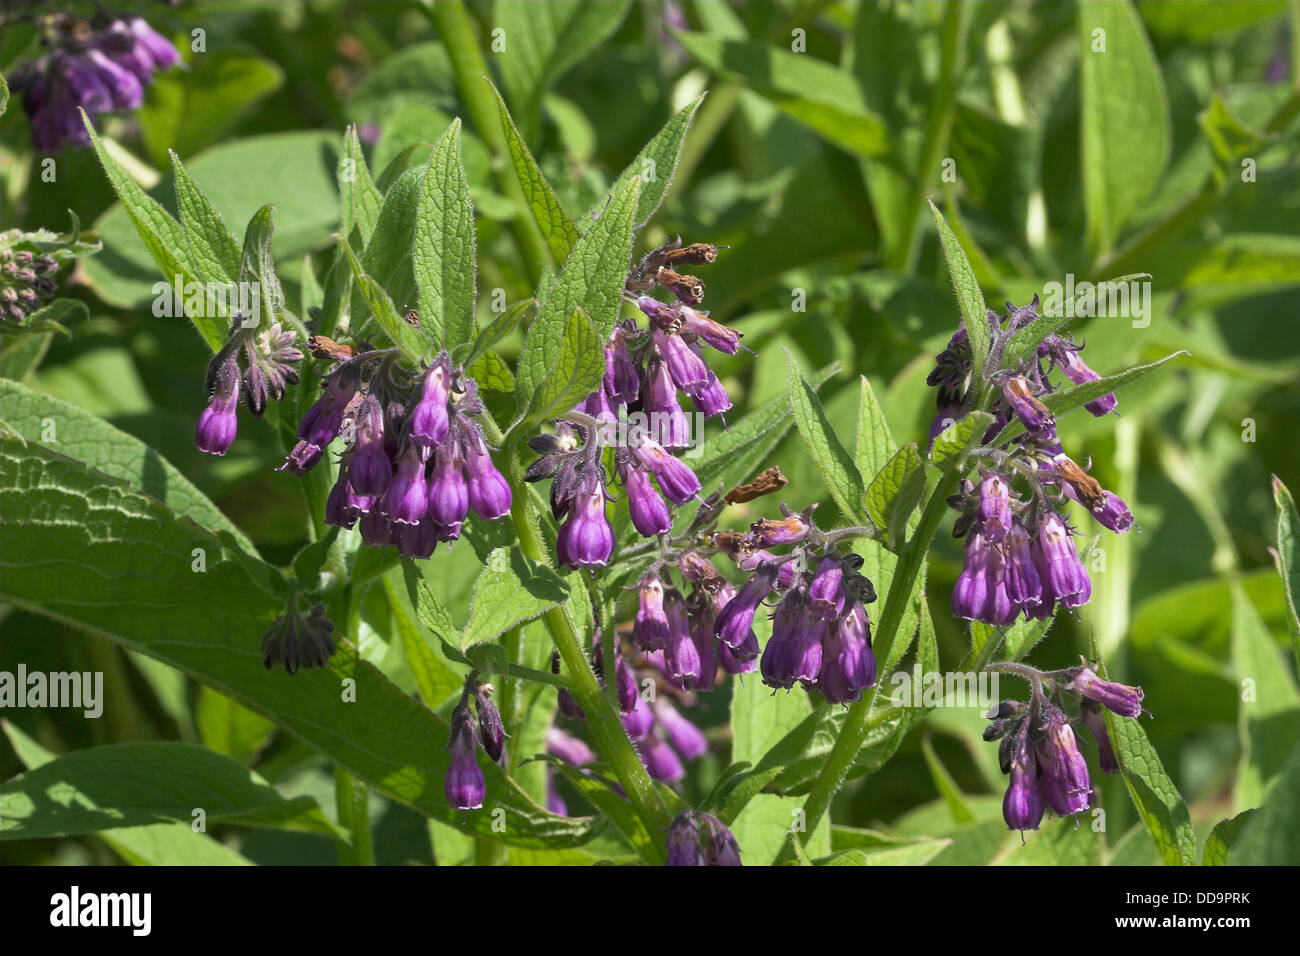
819,602 -> 876,705
1091,490 -> 1133,533
808,554 -> 846,621
977,473 -> 1013,543
427,439 -> 469,529
653,700 -> 708,761
195,349 -> 240,455
393,517 -> 439,559
1001,375 -> 1054,435
1067,667 -> 1145,718
604,332 -> 640,405
624,465 -> 672,537
383,443 -> 429,525
349,394 -> 392,495
1003,734 -> 1045,831
622,693 -> 655,739
748,513 -> 810,548
408,361 -> 450,448
662,592 -> 701,689
1057,348 -> 1117,417
952,532 -> 1015,625
630,438 -> 700,505
1033,512 -> 1090,611
634,573 -> 670,651
1002,520 -> 1043,614
644,357 -> 692,448
546,727 -> 596,766
655,329 -> 709,388
1035,713 -> 1091,817
464,433 -> 512,520
761,592 -> 825,690
714,563 -> 778,650
640,733 -> 684,783
557,476 -> 613,568
679,305 -> 742,354
683,367 -> 732,418
445,704 -> 485,811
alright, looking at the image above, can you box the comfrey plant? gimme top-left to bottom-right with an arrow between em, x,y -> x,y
983,660 -> 1147,832
7,9 -> 179,153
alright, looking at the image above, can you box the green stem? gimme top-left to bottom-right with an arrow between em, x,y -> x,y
335,768 -> 375,865
492,427 -> 671,862
425,0 -> 549,284
773,470 -> 960,864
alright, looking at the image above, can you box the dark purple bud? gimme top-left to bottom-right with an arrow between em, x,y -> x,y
615,655 -> 639,715
819,602 -> 876,705
474,684 -> 506,763
662,592 -> 702,689
1079,699 -> 1118,774
384,443 -> 429,525
464,435 -> 512,521
196,348 -> 240,455
761,591 -> 824,690
445,704 -> 486,810
349,394 -> 392,496
624,465 -> 673,538
408,361 -> 451,448
714,564 -> 779,650
1067,666 -> 1145,719
1002,734 -> 1045,831
653,699 -> 708,761
634,573 -> 670,650
298,370 -> 358,449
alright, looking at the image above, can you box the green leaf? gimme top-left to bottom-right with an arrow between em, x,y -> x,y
855,375 -> 897,481
491,81 -> 581,267
496,0 -> 632,136
864,444 -> 926,553
414,118 -> 476,349
352,165 -> 424,331
1202,810 -> 1256,865
921,738 -> 975,825
339,124 -> 383,246
195,685 -> 276,766
0,378 -> 257,555
0,742 -> 337,840
578,93 -> 707,232
786,353 -> 867,525
464,298 -> 533,369
1229,739 -> 1300,864
462,547 -> 569,650
535,757 -> 649,858
1103,701 -> 1197,865
238,204 -> 287,329
1078,0 -> 1171,259
524,307 -> 605,428
928,411 -> 995,472
171,150 -> 243,284
514,176 -> 640,418
1230,583 -> 1300,811
1272,476 -> 1300,673
929,199 -> 989,392
0,440 -> 600,847
383,574 -> 465,709
339,237 -> 434,364
79,112 -> 213,350
673,33 -> 888,158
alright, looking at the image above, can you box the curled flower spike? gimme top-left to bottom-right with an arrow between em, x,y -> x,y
261,601 -> 336,675
665,810 -> 742,866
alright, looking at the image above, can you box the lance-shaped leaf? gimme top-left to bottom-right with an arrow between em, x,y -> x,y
338,124 -> 382,246
80,111 -> 215,349
414,118 -> 476,350
786,353 -> 867,526
238,204 -> 287,330
462,547 -> 569,650
929,410 -> 995,472
523,307 -> 605,428
864,444 -> 926,553
1272,476 -> 1300,673
0,440 -> 602,847
930,199 -> 990,392
339,237 -> 434,364
514,176 -> 640,418
464,298 -> 533,369
1230,740 -> 1300,864
171,150 -> 243,284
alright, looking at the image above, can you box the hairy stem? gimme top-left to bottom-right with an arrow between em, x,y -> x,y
335,768 -> 374,865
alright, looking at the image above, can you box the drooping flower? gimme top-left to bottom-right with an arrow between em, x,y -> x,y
445,702 -> 486,811
261,601 -> 336,675
665,810 -> 742,866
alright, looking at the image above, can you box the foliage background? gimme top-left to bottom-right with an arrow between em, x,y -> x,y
1,0 -> 1298,865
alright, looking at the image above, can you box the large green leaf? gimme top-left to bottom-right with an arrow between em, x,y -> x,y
171,150 -> 243,285
1104,704 -> 1197,865
0,440 -> 601,847
786,354 -> 867,525
414,119 -> 477,349
929,199 -> 990,391
1230,739 -> 1300,864
1078,0 -> 1170,259
339,124 -> 383,247
462,547 -> 568,651
522,307 -> 605,428
864,444 -> 926,553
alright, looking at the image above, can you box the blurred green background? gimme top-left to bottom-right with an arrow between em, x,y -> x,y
2,0 -> 1298,864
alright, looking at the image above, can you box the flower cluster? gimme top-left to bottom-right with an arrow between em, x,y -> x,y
9,13 -> 179,153
526,237 -> 740,568
443,679 -> 505,811
928,297 -> 1135,625
984,661 -> 1146,832
0,246 -> 58,330
260,600 -> 336,675
665,810 -> 742,866
196,322 -> 303,455
287,348 -> 511,559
